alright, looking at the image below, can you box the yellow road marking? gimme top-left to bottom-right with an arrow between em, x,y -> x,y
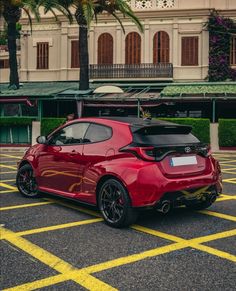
0,179 -> 15,183
15,218 -> 103,237
45,198 -> 101,217
131,225 -> 184,243
189,229 -> 236,244
0,164 -> 17,170
221,167 -> 236,171
0,190 -> 17,194
3,274 -> 67,291
1,227 -> 117,291
220,159 -> 236,164
0,154 -> 22,159
1,226 -> 236,290
0,171 -> 16,174
0,182 -> 17,190
193,244 -> 236,262
198,210 -> 236,222
221,171 -> 236,175
216,194 -> 236,201
223,179 -> 236,184
0,201 -> 54,211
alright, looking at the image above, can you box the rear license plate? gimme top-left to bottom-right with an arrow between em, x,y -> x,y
170,156 -> 197,166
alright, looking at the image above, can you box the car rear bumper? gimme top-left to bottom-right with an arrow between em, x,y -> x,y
128,162 -> 222,207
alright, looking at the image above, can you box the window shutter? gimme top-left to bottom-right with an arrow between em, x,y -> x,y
231,37 -> 236,65
37,42 -> 49,69
125,32 -> 141,64
181,37 -> 198,66
98,33 -> 113,65
153,31 -> 169,63
71,40 -> 80,68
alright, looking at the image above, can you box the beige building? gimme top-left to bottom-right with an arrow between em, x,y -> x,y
1,0 -> 236,83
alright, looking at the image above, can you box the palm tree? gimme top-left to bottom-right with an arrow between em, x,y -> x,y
0,0 -> 72,89
42,0 -> 143,90
0,0 -> 39,89
75,0 -> 144,90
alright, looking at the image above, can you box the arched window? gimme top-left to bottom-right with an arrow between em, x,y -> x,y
153,31 -> 170,63
98,33 -> 113,64
125,32 -> 141,64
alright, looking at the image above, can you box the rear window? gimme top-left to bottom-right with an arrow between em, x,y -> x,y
132,126 -> 200,145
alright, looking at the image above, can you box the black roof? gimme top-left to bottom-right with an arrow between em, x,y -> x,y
99,117 -> 192,132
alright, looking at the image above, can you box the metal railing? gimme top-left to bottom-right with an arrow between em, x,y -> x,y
90,63 -> 173,79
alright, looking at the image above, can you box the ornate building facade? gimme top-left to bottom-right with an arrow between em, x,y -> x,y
0,0 -> 236,83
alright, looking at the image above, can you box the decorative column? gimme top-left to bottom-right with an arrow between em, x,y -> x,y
116,26 -> 122,64
144,21 -> 150,63
172,20 -> 179,79
60,21 -> 68,80
89,26 -> 95,64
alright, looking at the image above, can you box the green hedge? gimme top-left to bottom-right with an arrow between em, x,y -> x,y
41,118 -> 65,136
157,118 -> 210,144
0,117 -> 35,126
218,119 -> 236,147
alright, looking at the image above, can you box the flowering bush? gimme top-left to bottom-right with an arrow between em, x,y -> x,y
207,10 -> 236,81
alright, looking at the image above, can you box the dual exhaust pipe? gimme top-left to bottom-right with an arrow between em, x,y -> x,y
156,192 -> 218,214
156,200 -> 171,214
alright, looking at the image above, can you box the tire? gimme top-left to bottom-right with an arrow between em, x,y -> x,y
98,179 -> 138,228
16,164 -> 39,198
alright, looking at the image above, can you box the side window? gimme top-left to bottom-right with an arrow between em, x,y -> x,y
49,123 -> 89,145
84,124 -> 112,143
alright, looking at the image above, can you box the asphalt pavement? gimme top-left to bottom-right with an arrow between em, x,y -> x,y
0,149 -> 235,291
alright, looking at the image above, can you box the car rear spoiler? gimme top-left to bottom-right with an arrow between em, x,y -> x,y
131,124 -> 193,135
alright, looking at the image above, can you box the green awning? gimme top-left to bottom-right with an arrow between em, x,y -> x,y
160,82 -> 236,99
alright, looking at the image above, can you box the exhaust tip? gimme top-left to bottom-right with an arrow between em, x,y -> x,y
156,200 -> 171,214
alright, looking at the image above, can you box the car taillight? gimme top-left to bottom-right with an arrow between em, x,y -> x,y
198,144 -> 211,157
120,146 -> 157,161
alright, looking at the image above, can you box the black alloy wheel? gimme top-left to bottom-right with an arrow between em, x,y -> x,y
98,179 -> 137,228
16,164 -> 39,198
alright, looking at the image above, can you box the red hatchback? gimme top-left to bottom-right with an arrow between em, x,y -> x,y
16,117 -> 222,227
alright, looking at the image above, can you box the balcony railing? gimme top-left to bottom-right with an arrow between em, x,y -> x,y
90,63 -> 173,79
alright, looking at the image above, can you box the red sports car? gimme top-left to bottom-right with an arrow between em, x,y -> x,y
16,117 -> 222,227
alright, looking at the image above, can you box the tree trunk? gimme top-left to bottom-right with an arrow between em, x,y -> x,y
75,6 -> 89,90
79,25 -> 89,90
7,21 -> 19,89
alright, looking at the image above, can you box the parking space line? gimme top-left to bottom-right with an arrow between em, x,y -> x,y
1,227 -> 117,291
131,225 -> 184,243
3,274 -> 67,291
0,183 -> 17,190
45,198 -> 101,217
220,194 -> 236,199
0,164 -> 17,170
222,170 -> 236,175
198,210 -> 236,222
192,244 -> 236,262
0,201 -> 54,211
15,218 -> 103,237
0,190 -> 18,194
221,167 -> 236,171
220,159 -> 236,164
0,179 -> 15,183
1,226 -> 236,290
0,154 -> 22,159
0,171 -> 16,174
223,179 -> 236,184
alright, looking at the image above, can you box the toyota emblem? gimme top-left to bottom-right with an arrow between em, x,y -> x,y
185,147 -> 191,153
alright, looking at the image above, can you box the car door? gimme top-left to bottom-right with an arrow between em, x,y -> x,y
37,122 -> 90,197
75,123 -> 113,204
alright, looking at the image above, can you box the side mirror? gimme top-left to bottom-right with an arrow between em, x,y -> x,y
36,136 -> 47,144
